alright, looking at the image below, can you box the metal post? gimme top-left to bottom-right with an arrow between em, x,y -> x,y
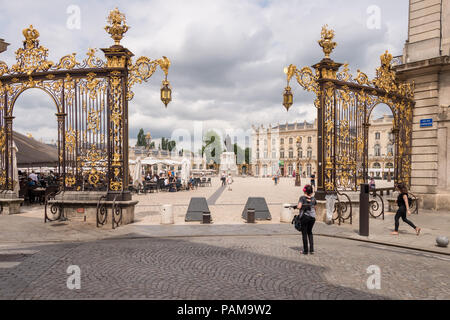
202,211 -> 211,224
247,208 -> 255,224
360,183 -> 369,236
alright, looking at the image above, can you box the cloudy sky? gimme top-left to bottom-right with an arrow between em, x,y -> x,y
0,0 -> 408,149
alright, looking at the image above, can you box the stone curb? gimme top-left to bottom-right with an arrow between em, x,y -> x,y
314,233 -> 450,256
1,232 -> 448,257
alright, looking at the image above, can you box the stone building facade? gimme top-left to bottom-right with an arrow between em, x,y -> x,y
368,114 -> 396,180
395,0 -> 450,209
252,116 -> 395,181
251,120 -> 318,178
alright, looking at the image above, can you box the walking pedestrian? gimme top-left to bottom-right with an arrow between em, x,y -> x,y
369,177 -> 376,191
221,172 -> 226,186
310,172 -> 316,192
227,174 -> 233,191
297,184 -> 317,255
391,183 -> 421,236
276,169 -> 281,185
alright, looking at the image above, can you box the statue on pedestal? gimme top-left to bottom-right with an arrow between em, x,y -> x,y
219,135 -> 238,176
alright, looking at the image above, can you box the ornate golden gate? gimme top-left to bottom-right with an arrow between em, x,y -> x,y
283,26 -> 414,221
0,8 -> 171,203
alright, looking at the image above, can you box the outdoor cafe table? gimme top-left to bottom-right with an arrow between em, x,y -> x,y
31,187 -> 46,204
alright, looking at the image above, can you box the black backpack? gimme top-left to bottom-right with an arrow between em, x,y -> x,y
292,215 -> 302,232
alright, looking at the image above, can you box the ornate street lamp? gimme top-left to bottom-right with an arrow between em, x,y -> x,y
282,84 -> 293,112
295,137 -> 302,186
161,79 -> 172,107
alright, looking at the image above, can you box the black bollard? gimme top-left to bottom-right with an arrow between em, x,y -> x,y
247,208 -> 256,224
360,184 -> 369,236
202,211 -> 211,224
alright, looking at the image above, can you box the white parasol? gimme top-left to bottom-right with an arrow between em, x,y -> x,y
12,141 -> 19,197
133,157 -> 143,189
181,157 -> 191,185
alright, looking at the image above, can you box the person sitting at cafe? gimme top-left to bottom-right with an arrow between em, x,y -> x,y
176,176 -> 182,190
27,177 -> 36,188
188,176 -> 195,190
27,178 -> 37,203
29,171 -> 39,184
46,171 -> 56,186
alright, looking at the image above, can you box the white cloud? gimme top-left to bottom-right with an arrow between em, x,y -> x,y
0,0 -> 409,145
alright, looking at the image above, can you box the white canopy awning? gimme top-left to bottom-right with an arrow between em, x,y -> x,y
137,157 -> 183,166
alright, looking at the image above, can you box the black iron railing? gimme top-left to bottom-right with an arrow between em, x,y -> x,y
44,190 -> 63,223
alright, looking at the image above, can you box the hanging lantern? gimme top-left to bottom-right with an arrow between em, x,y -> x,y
283,86 -> 293,111
161,79 -> 172,107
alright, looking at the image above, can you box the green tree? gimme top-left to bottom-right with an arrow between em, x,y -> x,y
161,137 -> 176,152
203,131 -> 222,164
245,148 -> 251,165
136,129 -> 146,147
233,143 -> 245,164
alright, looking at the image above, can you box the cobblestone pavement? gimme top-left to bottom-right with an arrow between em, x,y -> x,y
0,235 -> 448,300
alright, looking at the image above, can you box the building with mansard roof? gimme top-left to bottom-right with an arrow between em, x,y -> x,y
251,120 -> 318,178
252,116 -> 395,181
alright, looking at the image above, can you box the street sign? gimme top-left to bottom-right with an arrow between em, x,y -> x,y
420,119 -> 433,128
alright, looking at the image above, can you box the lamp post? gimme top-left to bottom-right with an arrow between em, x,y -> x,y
295,137 -> 301,186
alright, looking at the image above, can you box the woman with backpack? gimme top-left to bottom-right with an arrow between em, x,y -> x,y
297,184 -> 317,255
391,183 -> 421,236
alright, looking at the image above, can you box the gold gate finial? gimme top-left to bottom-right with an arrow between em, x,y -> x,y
22,25 -> 40,48
105,8 -> 129,46
318,25 -> 337,59
380,50 -> 393,66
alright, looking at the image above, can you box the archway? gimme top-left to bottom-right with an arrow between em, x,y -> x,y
12,88 -> 60,202
367,103 -> 395,189
0,8 -> 171,225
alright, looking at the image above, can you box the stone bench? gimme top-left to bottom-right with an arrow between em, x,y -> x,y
46,191 -> 138,228
0,198 -> 24,215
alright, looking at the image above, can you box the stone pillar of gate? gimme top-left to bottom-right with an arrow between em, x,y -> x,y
0,115 -> 24,214
312,58 -> 342,201
4,116 -> 14,191
102,45 -> 134,201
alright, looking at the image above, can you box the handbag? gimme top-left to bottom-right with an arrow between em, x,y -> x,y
292,214 -> 302,232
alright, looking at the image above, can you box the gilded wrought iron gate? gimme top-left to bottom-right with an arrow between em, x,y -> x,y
0,8 -> 171,199
283,26 -> 414,221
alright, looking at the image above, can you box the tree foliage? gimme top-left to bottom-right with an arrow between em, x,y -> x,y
161,137 -> 176,152
136,129 -> 147,147
202,131 -> 222,164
